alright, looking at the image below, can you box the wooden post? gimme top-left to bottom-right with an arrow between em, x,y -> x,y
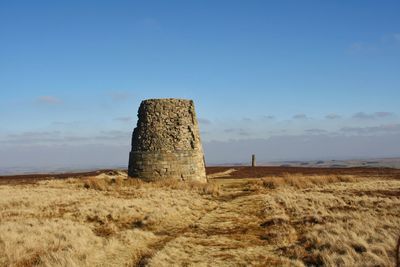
252,154 -> 256,167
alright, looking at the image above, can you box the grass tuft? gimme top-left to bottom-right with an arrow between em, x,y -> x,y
249,173 -> 358,190
83,176 -> 220,196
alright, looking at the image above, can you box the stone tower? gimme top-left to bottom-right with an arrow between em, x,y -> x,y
128,98 -> 207,183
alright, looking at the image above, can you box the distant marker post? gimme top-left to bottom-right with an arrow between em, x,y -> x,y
252,154 -> 256,167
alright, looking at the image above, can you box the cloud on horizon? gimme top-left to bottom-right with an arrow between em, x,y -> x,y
204,133 -> 400,164
1,130 -> 130,145
1,108 -> 399,171
304,128 -> 327,134
1,129 -> 400,171
223,128 -> 251,136
352,112 -> 395,120
340,124 -> 400,135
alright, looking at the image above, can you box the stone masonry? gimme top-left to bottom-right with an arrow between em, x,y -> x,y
128,98 -> 207,183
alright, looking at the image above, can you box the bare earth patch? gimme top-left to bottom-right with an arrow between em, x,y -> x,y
0,169 -> 399,266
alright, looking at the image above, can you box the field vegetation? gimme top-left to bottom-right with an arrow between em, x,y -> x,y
0,168 -> 399,266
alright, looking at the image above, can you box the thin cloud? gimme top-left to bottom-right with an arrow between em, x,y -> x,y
293,114 -> 307,120
340,124 -> 400,134
51,121 -> 84,127
7,131 -> 61,139
3,131 -> 63,144
325,113 -> 341,120
224,128 -> 251,136
1,130 -> 130,145
263,115 -> 275,120
64,136 -> 92,142
268,129 -> 288,134
198,118 -> 212,125
374,112 -> 394,118
98,130 -> 128,137
352,112 -> 374,119
224,128 -> 235,133
305,129 -> 327,134
36,96 -> 63,105
238,130 -> 251,136
352,112 -> 394,120
94,131 -> 130,142
114,116 -> 133,123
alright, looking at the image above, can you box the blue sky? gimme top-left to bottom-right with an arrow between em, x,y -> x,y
1,1 -> 400,171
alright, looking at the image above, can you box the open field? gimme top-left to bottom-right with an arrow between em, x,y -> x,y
0,167 -> 400,266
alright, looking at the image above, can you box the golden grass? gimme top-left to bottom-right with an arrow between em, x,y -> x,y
0,171 -> 399,266
82,174 -> 220,197
249,173 -> 358,190
397,236 -> 400,267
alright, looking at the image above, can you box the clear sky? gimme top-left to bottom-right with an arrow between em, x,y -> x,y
1,0 -> 400,171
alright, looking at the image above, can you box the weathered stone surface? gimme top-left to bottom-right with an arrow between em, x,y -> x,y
128,98 -> 207,183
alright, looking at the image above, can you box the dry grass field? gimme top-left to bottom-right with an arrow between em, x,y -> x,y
0,167 -> 399,266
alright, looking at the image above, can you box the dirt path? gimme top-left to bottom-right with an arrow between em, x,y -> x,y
140,179 -> 295,266
138,175 -> 400,266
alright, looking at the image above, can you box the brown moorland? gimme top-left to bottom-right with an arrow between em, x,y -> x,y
0,166 -> 399,266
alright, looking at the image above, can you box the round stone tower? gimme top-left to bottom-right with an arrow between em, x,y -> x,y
128,98 -> 207,183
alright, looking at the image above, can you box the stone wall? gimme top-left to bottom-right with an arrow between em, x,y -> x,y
128,98 -> 207,183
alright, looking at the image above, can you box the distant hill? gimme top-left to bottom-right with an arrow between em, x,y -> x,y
261,157 -> 400,169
